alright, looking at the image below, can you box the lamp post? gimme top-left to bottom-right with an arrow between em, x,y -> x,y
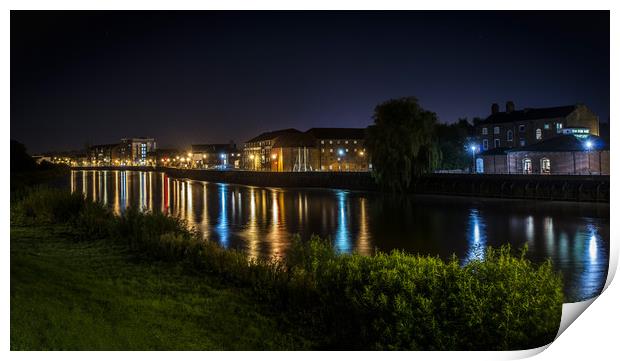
469,144 -> 478,174
585,140 -> 593,174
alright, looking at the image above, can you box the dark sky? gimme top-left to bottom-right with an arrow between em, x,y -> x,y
11,11 -> 609,153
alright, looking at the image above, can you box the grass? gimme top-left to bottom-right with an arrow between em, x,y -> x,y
10,186 -> 564,350
10,224 -> 314,350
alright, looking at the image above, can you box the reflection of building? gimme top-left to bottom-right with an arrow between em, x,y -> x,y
476,135 -> 609,175
120,137 -> 156,165
475,102 -> 599,151
191,143 -> 241,169
306,128 -> 368,171
242,127 -> 368,171
88,143 -> 120,166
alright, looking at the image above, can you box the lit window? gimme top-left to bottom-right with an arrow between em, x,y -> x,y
329,140 -> 333,144
482,127 -> 488,135
321,140 -> 324,144
329,149 -> 333,153
544,123 -> 550,130
494,126 -> 500,134
345,141 -> 348,144
556,123 -> 563,131
536,128 -> 542,140
321,148 -> 324,153
353,140 -> 357,144
540,158 -> 551,174
482,139 -> 488,150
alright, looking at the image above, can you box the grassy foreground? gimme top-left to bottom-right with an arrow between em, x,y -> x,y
11,186 -> 564,350
11,224 -> 313,350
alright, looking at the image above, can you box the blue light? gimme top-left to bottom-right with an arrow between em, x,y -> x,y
220,153 -> 226,159
338,149 -> 344,156
585,140 -> 593,150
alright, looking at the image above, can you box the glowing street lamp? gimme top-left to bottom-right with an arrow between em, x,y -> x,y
469,144 -> 478,173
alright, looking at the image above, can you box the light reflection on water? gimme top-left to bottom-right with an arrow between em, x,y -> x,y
70,170 -> 609,302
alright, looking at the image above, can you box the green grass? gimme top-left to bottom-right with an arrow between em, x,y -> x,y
10,224 -> 313,350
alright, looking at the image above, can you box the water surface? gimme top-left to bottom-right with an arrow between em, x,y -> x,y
70,170 -> 610,302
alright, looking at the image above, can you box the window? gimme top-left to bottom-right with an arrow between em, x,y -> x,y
494,139 -> 500,147
540,158 -> 551,174
321,148 -> 325,153
329,149 -> 333,153
544,123 -> 550,130
329,140 -> 333,144
523,158 -> 532,174
494,126 -> 500,134
520,139 -> 526,146
345,141 -> 348,144
556,123 -> 563,132
536,128 -> 542,140
482,127 -> 488,135
507,130 -> 513,141
519,124 -> 526,133
353,140 -> 357,144
321,140 -> 324,144
482,139 -> 488,150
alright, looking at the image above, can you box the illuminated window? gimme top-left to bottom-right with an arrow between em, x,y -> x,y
523,158 -> 532,174
544,123 -> 550,130
482,127 -> 488,135
536,128 -> 542,140
329,149 -> 333,153
353,140 -> 357,144
321,140 -> 324,144
556,123 -> 563,131
540,158 -> 551,174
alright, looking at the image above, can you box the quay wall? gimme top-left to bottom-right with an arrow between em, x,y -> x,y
71,166 -> 609,202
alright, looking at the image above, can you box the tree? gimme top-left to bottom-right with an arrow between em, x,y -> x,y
435,118 -> 474,171
10,140 -> 36,172
366,97 -> 440,192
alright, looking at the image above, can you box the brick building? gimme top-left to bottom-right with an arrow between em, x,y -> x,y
475,102 -> 599,151
476,134 -> 609,175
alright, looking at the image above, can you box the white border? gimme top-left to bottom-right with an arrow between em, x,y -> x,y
3,1 -> 617,360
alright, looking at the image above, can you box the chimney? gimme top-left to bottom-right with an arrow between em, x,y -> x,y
491,103 -> 499,115
506,101 -> 515,113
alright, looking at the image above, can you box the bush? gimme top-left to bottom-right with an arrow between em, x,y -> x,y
11,188 -> 563,350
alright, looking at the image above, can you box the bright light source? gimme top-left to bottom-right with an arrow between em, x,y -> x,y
585,140 -> 593,150
220,153 -> 226,159
470,145 -> 477,152
359,151 -> 364,156
188,152 -> 193,157
271,154 -> 277,160
338,149 -> 344,156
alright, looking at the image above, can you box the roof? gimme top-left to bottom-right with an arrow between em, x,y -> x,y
272,132 -> 316,148
305,127 -> 366,139
480,105 -> 577,125
507,135 -> 608,153
245,128 -> 302,143
89,143 -> 119,149
191,144 -> 234,153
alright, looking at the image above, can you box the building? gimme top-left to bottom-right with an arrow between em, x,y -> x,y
476,134 -> 609,175
119,137 -> 156,165
305,128 -> 369,171
243,129 -> 303,171
475,102 -> 599,152
268,132 -> 318,171
191,143 -> 241,169
87,143 -> 120,166
242,127 -> 369,171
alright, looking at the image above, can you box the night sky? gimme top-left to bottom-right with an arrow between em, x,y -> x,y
11,11 -> 609,154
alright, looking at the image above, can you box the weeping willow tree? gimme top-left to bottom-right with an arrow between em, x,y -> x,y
366,97 -> 441,192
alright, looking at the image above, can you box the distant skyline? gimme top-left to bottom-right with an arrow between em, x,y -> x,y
11,11 -> 609,153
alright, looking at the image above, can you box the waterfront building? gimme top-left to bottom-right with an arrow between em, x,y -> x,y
191,143 -> 241,169
268,132 -> 318,171
476,134 -> 609,175
119,137 -> 156,165
243,129 -> 303,171
475,102 -> 599,151
305,128 -> 368,171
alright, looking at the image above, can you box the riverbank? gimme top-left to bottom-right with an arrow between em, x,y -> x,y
11,186 -> 564,350
71,166 -> 609,202
10,223 -> 313,350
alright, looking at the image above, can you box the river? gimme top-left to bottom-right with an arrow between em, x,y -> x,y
69,169 -> 609,302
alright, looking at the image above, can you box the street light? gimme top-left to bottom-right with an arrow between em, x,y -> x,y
469,144 -> 478,173
585,140 -> 593,174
